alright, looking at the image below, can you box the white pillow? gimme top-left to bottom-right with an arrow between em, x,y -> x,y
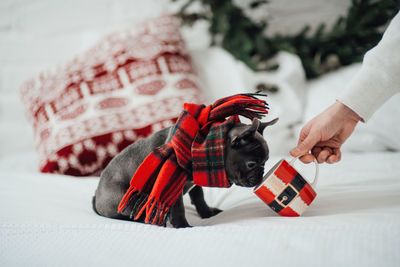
191,48 -> 305,156
302,63 -> 400,152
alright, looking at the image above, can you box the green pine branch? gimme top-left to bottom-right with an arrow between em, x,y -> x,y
173,0 -> 399,79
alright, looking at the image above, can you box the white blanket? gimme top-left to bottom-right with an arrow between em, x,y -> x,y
1,151 -> 400,267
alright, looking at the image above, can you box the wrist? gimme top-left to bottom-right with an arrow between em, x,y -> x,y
334,100 -> 362,122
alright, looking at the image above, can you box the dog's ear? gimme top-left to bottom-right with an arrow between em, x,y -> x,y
231,119 -> 260,148
257,118 -> 279,134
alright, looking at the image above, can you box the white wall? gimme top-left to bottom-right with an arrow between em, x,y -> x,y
0,0 -> 175,94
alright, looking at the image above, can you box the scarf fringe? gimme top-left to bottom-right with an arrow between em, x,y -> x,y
209,93 -> 269,121
120,189 -> 170,227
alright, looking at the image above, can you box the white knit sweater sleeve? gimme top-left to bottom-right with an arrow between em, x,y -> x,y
337,12 -> 400,122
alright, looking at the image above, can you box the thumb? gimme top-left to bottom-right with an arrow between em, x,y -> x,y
290,133 -> 319,157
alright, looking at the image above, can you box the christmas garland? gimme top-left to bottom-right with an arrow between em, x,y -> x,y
172,0 -> 399,79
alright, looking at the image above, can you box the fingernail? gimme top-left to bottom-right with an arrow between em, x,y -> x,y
291,147 -> 300,155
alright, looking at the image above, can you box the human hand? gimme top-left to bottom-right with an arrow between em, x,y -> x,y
290,101 -> 362,164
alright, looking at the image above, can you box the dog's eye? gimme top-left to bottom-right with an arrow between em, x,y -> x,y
247,161 -> 257,169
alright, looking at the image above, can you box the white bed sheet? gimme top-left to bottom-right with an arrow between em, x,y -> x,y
1,151 -> 400,267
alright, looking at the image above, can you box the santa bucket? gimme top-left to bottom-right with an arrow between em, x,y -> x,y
254,156 -> 318,216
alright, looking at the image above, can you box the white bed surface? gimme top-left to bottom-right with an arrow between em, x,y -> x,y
1,151 -> 399,267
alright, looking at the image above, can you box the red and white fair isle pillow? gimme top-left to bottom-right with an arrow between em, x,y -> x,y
20,15 -> 204,176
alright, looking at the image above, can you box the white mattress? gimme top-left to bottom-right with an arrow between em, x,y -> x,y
1,151 -> 400,267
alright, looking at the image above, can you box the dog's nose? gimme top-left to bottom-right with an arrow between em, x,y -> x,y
248,176 -> 260,186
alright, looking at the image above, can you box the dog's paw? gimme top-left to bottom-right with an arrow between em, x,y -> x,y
199,207 -> 222,219
170,217 -> 192,228
178,224 -> 192,228
171,221 -> 192,228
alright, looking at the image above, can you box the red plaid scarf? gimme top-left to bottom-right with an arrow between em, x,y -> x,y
117,94 -> 269,225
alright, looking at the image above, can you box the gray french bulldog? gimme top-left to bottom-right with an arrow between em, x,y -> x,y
93,117 -> 278,228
